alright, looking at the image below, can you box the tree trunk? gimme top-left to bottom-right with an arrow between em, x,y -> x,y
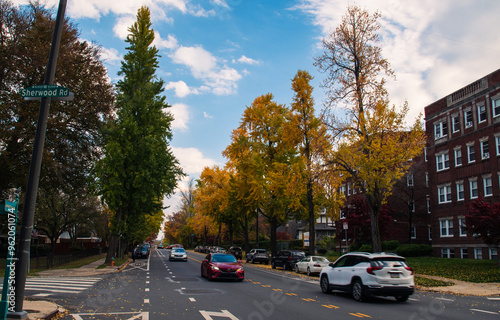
366,194 -> 381,252
105,234 -> 117,264
270,219 -> 278,257
307,178 -> 315,255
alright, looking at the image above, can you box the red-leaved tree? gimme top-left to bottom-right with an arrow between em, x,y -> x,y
466,198 -> 500,246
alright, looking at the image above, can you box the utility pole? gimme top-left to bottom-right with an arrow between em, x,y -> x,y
10,1 -> 67,318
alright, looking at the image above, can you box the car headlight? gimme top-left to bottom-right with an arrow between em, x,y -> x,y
237,267 -> 244,272
211,265 -> 220,270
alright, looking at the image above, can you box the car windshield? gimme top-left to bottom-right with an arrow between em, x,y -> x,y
211,254 -> 237,263
256,249 -> 267,254
292,252 -> 305,257
312,257 -> 329,263
173,248 -> 185,253
371,258 -> 408,268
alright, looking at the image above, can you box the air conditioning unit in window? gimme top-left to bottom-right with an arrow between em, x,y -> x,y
466,121 -> 473,127
483,152 -> 490,159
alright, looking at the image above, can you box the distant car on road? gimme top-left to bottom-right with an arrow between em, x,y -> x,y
246,249 -> 269,264
137,246 -> 149,258
169,248 -> 188,261
295,256 -> 330,276
319,252 -> 415,302
157,243 -> 163,249
271,250 -> 306,270
201,253 -> 244,281
228,246 -> 243,260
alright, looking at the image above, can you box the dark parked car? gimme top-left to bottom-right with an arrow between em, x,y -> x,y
201,253 -> 244,281
228,247 -> 243,260
246,249 -> 269,264
271,250 -> 306,270
136,245 -> 149,258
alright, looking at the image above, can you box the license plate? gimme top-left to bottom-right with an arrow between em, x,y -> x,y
390,273 -> 400,278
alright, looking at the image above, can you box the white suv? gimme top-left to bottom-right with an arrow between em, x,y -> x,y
319,252 -> 414,302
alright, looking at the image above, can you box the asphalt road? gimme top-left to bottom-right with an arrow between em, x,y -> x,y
53,249 -> 499,320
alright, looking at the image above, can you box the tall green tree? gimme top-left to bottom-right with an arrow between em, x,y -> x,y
315,6 -> 425,251
94,6 -> 183,262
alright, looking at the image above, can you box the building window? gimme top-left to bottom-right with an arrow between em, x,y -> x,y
438,185 -> 452,203
407,174 -> 414,186
458,218 -> 467,237
441,248 -> 455,258
461,248 -> 468,259
456,182 -> 465,201
478,105 -> 487,123
436,153 -> 449,171
409,201 -> 415,213
484,177 -> 493,196
492,97 -> 500,117
496,136 -> 500,155
428,226 -> 432,240
425,172 -> 429,187
452,115 -> 460,132
434,121 -> 447,139
440,219 -> 453,237
347,183 -> 351,196
424,147 -> 427,162
470,180 -> 478,199
490,248 -> 498,260
410,226 -> 416,239
464,110 -> 473,128
454,148 -> 462,166
481,140 -> 490,159
339,185 -> 345,195
474,248 -> 483,259
467,145 -> 475,163
426,198 -> 431,214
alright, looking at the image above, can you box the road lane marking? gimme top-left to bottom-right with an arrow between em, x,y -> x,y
322,304 -> 339,309
487,297 -> 500,300
146,281 -> 149,284
261,285 -> 271,288
272,288 -> 283,291
302,298 -> 316,302
71,311 -> 149,320
436,297 -> 454,302
145,288 -> 149,292
189,297 -> 196,302
349,313 -> 371,318
144,299 -> 150,304
285,293 -> 297,296
470,309 -> 499,315
199,310 -> 239,320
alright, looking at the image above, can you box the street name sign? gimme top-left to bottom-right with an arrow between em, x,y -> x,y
20,85 -> 74,101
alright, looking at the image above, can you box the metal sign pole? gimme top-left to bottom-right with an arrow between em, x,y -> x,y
10,1 -> 67,318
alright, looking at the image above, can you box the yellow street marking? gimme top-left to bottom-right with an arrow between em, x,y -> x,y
261,285 -> 271,288
349,313 -> 371,318
272,288 -> 283,292
285,293 -> 297,296
322,305 -> 339,309
302,298 -> 316,302
253,281 -> 261,284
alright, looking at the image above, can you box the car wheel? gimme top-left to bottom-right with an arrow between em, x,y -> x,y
295,264 -> 300,273
251,258 -> 255,264
395,295 -> 409,302
201,267 -> 204,278
265,260 -> 269,265
207,270 -> 213,281
352,279 -> 365,302
271,261 -> 276,269
320,275 -> 332,294
307,267 -> 311,276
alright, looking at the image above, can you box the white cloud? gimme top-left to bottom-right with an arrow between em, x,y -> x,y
154,32 -> 179,50
167,103 -> 190,131
165,81 -> 200,98
113,15 -> 136,39
203,112 -> 214,119
295,0 -> 500,121
99,47 -> 122,65
171,147 -> 218,174
233,55 -> 261,65
170,45 -> 242,95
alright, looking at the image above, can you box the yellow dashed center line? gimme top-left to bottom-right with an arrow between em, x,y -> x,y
322,304 -> 339,309
285,293 -> 297,296
350,313 -> 371,318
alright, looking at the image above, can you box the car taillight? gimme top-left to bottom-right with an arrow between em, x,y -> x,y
367,266 -> 383,275
288,256 -> 291,261
405,267 -> 414,275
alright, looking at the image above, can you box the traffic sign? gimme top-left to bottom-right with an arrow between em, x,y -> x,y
20,85 -> 74,100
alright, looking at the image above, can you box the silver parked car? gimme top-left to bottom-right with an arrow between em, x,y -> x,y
295,256 -> 330,276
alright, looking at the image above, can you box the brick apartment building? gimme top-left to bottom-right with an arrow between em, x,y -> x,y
425,68 -> 500,260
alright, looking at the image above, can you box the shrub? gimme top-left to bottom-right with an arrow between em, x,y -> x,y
358,244 -> 373,253
382,240 -> 400,251
396,244 -> 433,257
317,248 -> 328,254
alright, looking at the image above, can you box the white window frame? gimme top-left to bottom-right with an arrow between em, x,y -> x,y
454,148 -> 462,166
467,144 -> 475,163
452,115 -> 460,132
440,219 -> 454,237
434,121 -> 447,139
407,174 -> 414,187
464,109 -> 473,128
426,198 -> 431,214
461,248 -> 468,259
478,104 -> 487,123
470,179 -> 478,199
438,185 -> 452,204
428,226 -> 432,240
481,139 -> 490,159
458,218 -> 467,237
456,181 -> 465,201
483,176 -> 493,197
474,248 -> 483,259
492,97 -> 500,118
496,135 -> 500,156
490,248 -> 498,260
441,248 -> 455,258
436,153 -> 450,171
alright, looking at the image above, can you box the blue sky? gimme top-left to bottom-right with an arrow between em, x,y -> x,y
12,0 -> 500,222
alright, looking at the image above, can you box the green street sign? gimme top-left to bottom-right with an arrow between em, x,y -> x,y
20,85 -> 74,101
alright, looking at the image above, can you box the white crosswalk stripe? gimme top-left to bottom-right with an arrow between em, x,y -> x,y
1,277 -> 101,296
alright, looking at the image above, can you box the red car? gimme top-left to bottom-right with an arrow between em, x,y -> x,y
201,253 -> 244,281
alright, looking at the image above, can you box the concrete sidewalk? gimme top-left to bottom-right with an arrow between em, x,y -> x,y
9,258 -> 130,320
